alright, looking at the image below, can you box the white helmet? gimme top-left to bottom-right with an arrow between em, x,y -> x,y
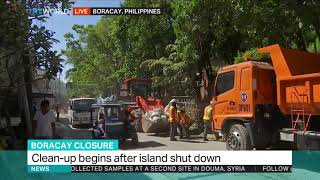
170,99 -> 177,103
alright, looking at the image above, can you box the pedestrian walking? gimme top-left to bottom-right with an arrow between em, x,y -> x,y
33,100 -> 56,139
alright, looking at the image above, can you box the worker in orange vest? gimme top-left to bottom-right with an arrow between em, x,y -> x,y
203,101 -> 214,141
168,99 -> 178,141
177,107 -> 192,139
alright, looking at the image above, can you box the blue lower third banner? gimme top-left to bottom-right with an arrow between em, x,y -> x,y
1,151 -> 320,179
28,165 -> 72,173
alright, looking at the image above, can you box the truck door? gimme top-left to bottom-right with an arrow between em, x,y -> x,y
238,67 -> 252,115
214,70 -> 236,129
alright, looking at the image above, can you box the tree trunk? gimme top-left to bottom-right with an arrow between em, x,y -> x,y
296,28 -> 307,51
23,53 -> 34,121
17,65 -> 32,138
204,55 -> 213,101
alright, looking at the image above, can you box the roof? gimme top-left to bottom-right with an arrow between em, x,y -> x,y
220,61 -> 273,72
69,97 -> 95,101
92,102 -> 122,108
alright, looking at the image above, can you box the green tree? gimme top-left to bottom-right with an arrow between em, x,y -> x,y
64,0 -> 320,102
64,0 -> 175,97
0,0 -> 73,140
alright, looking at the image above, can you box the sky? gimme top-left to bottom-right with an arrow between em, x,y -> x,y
43,0 -> 123,82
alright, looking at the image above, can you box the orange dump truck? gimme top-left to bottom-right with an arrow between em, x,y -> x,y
212,44 -> 320,150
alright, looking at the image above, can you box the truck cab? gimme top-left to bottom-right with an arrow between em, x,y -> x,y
213,61 -> 277,150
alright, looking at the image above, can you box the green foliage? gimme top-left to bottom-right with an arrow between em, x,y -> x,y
0,0 -> 74,140
64,0 -> 175,97
234,48 -> 270,64
64,0 -> 320,98
0,0 -> 71,81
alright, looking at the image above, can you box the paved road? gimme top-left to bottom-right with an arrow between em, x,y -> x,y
56,116 -> 226,150
56,116 -> 92,139
122,132 -> 226,150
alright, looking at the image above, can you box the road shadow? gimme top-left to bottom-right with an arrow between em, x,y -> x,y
146,133 -> 206,141
73,124 -> 92,129
120,141 -> 166,150
178,139 -> 208,143
147,132 -> 170,137
57,121 -> 91,130
182,136 -> 203,140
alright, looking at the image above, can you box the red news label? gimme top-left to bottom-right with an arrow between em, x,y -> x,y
73,7 -> 91,15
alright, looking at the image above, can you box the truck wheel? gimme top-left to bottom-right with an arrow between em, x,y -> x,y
226,124 -> 252,150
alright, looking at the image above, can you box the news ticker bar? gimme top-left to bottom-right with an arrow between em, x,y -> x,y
28,165 -> 292,173
73,7 -> 162,15
74,165 -> 292,173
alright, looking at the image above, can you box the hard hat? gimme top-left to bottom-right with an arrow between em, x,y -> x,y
170,99 -> 177,103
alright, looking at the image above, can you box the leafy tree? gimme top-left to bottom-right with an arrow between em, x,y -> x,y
0,0 -> 73,140
64,0 -> 175,97
64,0 -> 320,104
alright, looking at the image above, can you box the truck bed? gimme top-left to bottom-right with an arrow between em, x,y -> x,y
258,44 -> 320,116
278,73 -> 320,115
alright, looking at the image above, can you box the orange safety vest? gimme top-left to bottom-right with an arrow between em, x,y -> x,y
203,105 -> 212,121
168,105 -> 177,123
178,111 -> 191,126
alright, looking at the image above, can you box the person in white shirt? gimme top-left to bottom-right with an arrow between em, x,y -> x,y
33,100 -> 56,139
